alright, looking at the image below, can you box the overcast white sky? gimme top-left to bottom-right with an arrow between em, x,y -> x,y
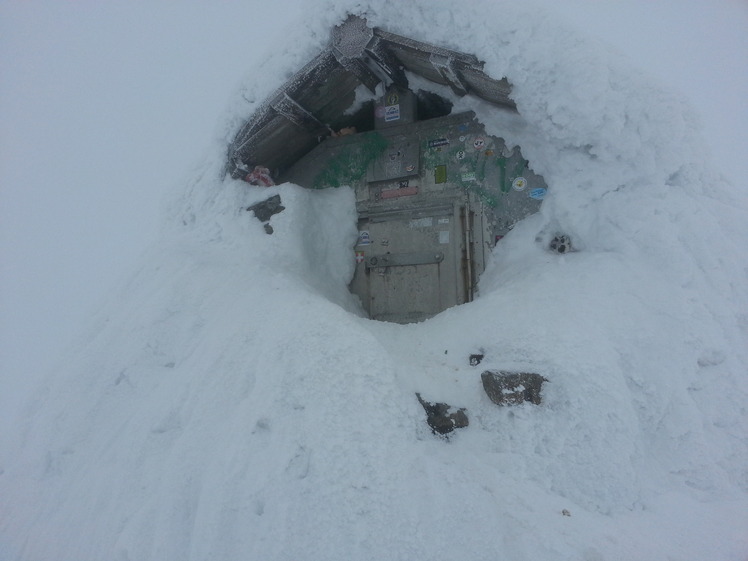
1,1 -> 746,413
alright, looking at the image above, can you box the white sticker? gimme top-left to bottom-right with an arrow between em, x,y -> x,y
410,217 -> 433,228
438,218 -> 450,225
439,231 -> 450,244
357,231 -> 372,245
384,104 -> 400,122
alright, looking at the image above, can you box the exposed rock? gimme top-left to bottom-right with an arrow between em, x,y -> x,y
415,393 -> 469,435
247,194 -> 285,224
481,371 -> 547,406
469,353 -> 484,366
549,234 -> 572,254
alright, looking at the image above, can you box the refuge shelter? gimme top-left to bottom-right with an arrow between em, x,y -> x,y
228,15 -> 549,323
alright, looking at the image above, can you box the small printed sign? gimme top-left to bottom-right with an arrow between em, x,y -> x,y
357,230 -> 372,245
512,177 -> 527,191
428,138 -> 450,148
384,104 -> 400,122
386,92 -> 399,105
355,251 -> 365,263
439,230 -> 450,245
462,171 -> 477,182
529,187 -> 547,200
438,217 -> 450,225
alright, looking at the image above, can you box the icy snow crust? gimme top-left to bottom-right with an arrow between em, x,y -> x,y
2,1 -> 747,560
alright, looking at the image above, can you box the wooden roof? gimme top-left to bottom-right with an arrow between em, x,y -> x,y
228,15 -> 516,179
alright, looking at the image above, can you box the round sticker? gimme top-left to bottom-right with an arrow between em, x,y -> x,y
512,177 -> 527,191
456,150 -> 465,160
473,137 -> 485,150
459,135 -> 466,142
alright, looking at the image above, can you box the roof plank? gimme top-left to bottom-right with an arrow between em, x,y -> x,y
228,15 -> 517,178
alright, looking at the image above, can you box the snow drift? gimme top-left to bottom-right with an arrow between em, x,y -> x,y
2,1 -> 747,560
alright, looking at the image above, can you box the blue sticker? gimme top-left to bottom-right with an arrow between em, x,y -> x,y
529,188 -> 547,200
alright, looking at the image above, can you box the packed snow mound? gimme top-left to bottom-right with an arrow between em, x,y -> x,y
2,1 -> 747,560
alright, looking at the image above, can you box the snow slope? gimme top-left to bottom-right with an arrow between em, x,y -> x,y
2,1 -> 747,560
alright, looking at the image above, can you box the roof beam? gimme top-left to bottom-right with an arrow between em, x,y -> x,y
365,36 -> 408,87
331,15 -> 383,92
332,50 -> 382,93
270,93 -> 328,135
374,28 -> 481,67
430,54 -> 470,96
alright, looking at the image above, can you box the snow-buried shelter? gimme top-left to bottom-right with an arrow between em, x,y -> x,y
228,16 -> 548,323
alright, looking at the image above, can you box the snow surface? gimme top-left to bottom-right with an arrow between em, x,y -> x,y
2,1 -> 747,560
